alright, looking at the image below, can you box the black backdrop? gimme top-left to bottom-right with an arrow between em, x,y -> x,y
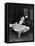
5,3 -> 34,43
8,3 -> 34,24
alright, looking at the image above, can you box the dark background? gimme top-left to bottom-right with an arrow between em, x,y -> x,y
5,3 -> 34,43
8,3 -> 34,24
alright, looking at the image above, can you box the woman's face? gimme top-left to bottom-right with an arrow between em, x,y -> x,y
21,16 -> 25,20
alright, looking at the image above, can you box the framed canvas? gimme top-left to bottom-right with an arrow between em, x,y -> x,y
5,3 -> 34,43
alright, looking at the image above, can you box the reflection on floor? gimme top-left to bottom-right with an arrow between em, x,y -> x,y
9,29 -> 33,42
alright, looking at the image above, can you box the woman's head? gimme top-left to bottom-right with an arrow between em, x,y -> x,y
20,16 -> 25,21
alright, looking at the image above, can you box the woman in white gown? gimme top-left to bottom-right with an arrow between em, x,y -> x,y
9,16 -> 30,38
